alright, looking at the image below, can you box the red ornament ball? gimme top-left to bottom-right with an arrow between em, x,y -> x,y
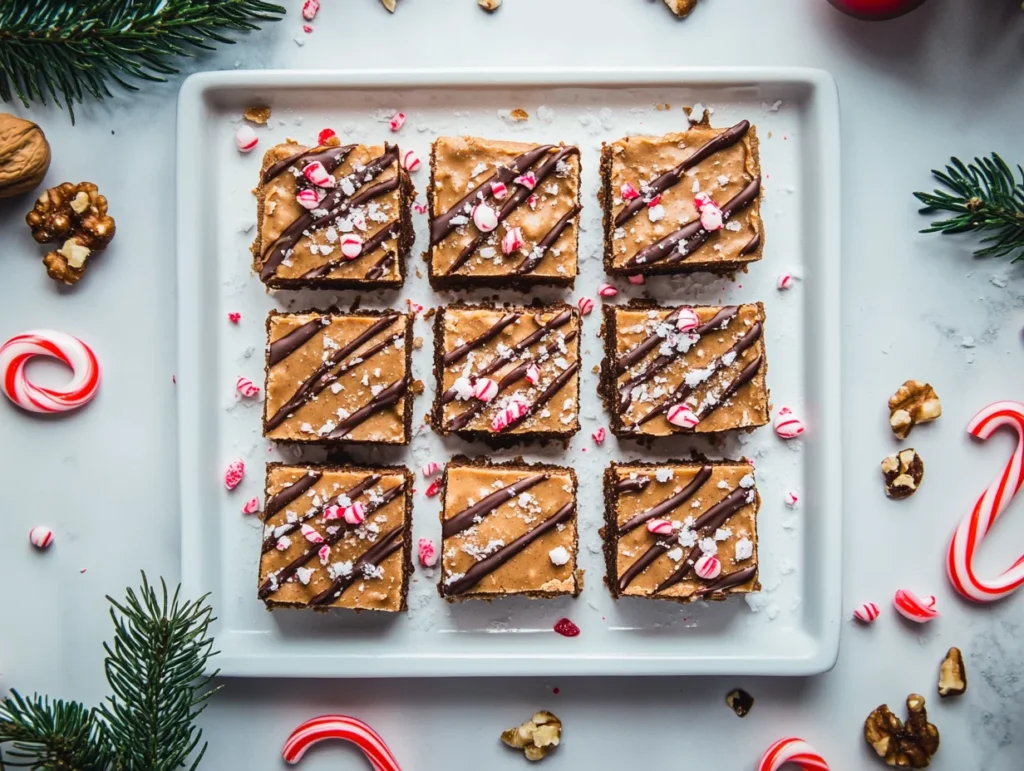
827,0 -> 928,20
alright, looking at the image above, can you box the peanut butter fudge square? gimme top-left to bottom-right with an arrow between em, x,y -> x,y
439,458 -> 580,601
601,120 -> 763,278
252,140 -> 414,289
427,137 -> 581,289
603,460 -> 760,602
263,310 -> 413,445
258,463 -> 412,611
431,303 -> 581,442
601,303 -> 768,437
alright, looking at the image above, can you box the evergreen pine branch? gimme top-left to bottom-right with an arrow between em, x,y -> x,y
0,691 -> 109,770
0,0 -> 286,122
914,153 -> 1024,262
97,575 -> 220,771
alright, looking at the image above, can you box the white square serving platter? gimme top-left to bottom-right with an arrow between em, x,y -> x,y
176,67 -> 841,678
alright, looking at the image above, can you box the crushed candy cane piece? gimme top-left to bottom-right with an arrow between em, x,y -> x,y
577,297 -> 594,316
472,202 -> 499,232
525,364 -> 541,385
592,427 -> 606,445
418,538 -> 438,567
473,378 -> 499,402
627,274 -> 645,285
501,227 -> 525,254
402,150 -> 421,172
302,160 -> 336,188
236,376 -> 260,398
295,188 -> 322,210
421,461 -> 441,478
425,480 -> 442,498
228,312 -> 241,324
300,523 -> 325,544
491,181 -> 508,200
235,125 -> 258,153
29,526 -> 53,549
340,233 -> 363,259
224,460 -> 245,490
620,182 -> 640,200
388,112 -> 406,132
242,497 -> 260,515
667,404 -> 700,429
317,128 -> 336,145
301,0 -> 320,20
514,172 -> 537,190
647,519 -> 674,536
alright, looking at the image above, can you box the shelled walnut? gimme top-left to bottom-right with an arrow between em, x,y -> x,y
889,381 -> 941,440
938,647 -> 967,697
501,711 -> 562,762
864,694 -> 940,768
25,181 -> 115,285
662,0 -> 699,17
881,449 -> 924,499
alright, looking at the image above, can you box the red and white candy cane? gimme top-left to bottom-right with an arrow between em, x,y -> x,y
948,400 -> 1024,602
757,737 -> 830,771
282,715 -> 401,770
0,330 -> 100,414
893,589 -> 938,623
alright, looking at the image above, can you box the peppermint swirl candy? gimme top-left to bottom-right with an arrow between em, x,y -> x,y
0,330 -> 100,413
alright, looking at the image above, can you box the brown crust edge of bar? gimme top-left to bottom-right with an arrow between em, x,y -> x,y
424,138 -> 580,292
260,462 -> 414,613
262,308 -> 415,446
601,459 -> 761,602
430,302 -> 582,444
599,300 -> 771,440
252,144 -> 415,290
600,126 -> 765,277
436,455 -> 581,602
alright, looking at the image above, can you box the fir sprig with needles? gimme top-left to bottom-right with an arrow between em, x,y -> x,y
0,0 -> 285,122
914,153 -> 1024,262
0,575 -> 220,771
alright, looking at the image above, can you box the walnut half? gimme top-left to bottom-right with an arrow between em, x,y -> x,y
25,181 -> 115,285
938,647 -> 967,698
501,711 -> 562,762
889,381 -> 941,440
864,694 -> 940,768
881,449 -> 924,499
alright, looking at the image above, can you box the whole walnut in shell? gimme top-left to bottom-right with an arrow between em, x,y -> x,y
0,114 -> 51,198
25,181 -> 115,285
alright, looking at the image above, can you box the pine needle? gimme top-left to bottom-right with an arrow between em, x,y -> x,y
0,0 -> 286,122
914,153 -> 1024,262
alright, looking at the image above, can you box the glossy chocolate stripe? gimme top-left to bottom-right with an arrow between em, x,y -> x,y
265,324 -> 403,432
261,146 -> 399,279
691,487 -> 752,533
365,252 -> 394,281
309,526 -> 404,606
445,331 -> 579,430
430,144 -> 556,245
261,144 -> 355,185
654,544 -> 703,593
264,472 -> 322,516
618,466 -> 712,534
503,360 -> 580,432
615,476 -> 651,494
445,146 -> 580,275
617,307 -> 739,410
300,222 -> 398,280
327,378 -> 408,439
442,474 -> 548,539
614,121 -> 751,227
692,565 -> 757,598
695,354 -> 764,421
443,313 -> 521,366
626,177 -> 761,270
445,502 -> 574,596
618,539 -> 672,592
268,318 -> 328,366
740,230 -> 761,256
258,480 -> 406,599
513,204 -> 581,274
635,322 -> 762,428
261,474 -> 381,554
615,308 -> 684,374
441,313 -> 574,404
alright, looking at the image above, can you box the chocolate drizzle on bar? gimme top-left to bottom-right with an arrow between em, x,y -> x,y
261,145 -> 355,186
616,476 -> 756,594
258,478 -> 406,600
624,177 -> 761,271
260,145 -> 401,280
326,378 -> 409,440
444,501 -> 575,596
442,145 -> 581,275
614,121 -> 750,227
513,204 -> 582,275
309,525 -> 405,606
615,476 -> 651,494
261,473 -> 381,554
692,566 -> 757,598
264,471 -> 322,516
631,320 -> 764,430
617,466 -> 712,534
266,315 -> 404,432
300,222 -> 399,280
442,474 -> 548,538
443,313 -> 522,366
268,317 -> 329,366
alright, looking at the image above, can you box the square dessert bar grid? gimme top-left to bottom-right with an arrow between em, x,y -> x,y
603,460 -> 760,602
263,309 -> 414,446
438,458 -> 580,601
601,302 -> 769,437
427,136 -> 581,289
601,120 -> 763,277
258,463 -> 413,612
431,303 -> 581,442
252,140 -> 414,289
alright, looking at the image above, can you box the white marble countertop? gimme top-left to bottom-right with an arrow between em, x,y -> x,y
2,1 -> 1023,769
